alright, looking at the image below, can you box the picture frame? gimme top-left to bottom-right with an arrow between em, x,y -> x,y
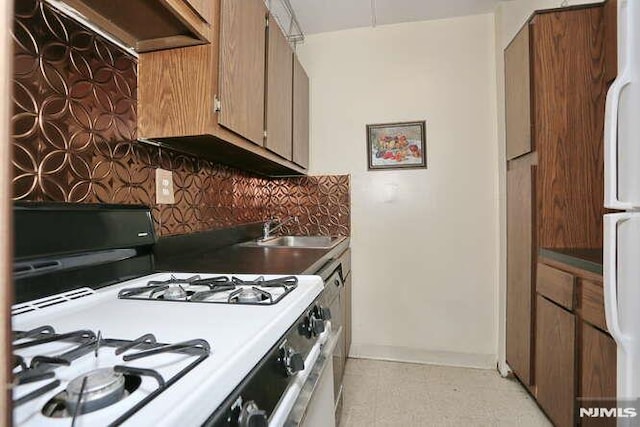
366,120 -> 427,170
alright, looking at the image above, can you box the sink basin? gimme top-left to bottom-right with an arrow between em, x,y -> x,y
240,236 -> 344,249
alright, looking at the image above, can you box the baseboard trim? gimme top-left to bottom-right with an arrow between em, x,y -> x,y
349,344 -> 497,369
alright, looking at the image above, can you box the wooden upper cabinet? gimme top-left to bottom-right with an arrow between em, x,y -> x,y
56,0 -> 213,52
604,0 -> 617,84
535,296 -> 576,427
506,160 -> 536,386
265,15 -> 293,160
185,0 -> 213,24
534,7 -> 606,249
138,0 -> 309,176
505,24 -> 532,161
219,0 -> 267,146
293,55 -> 310,169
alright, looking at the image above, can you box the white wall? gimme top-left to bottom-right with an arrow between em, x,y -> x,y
493,0 -> 604,375
298,14 -> 500,368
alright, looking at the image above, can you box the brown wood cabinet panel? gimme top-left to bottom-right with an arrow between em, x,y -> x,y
59,0 -> 213,52
580,323 -> 617,427
292,55 -> 310,169
581,279 -> 607,331
139,44 -> 214,138
219,0 -> 267,145
537,263 -> 575,310
265,15 -> 293,160
533,7 -> 606,249
604,0 -> 617,84
344,273 -> 352,358
536,295 -> 576,427
507,160 -> 536,385
185,0 -> 213,24
0,0 -> 11,420
505,24 -> 532,160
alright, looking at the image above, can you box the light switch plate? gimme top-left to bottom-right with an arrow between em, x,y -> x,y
155,168 -> 175,204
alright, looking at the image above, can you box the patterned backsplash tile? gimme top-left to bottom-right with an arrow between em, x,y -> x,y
11,0 -> 350,237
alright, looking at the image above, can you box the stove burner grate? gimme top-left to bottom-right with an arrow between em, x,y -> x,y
117,275 -> 298,305
12,328 -> 211,424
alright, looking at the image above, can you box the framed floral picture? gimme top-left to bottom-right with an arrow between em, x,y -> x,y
366,121 -> 427,170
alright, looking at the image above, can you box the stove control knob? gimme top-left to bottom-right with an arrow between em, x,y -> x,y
315,305 -> 331,320
238,401 -> 268,427
310,315 -> 325,336
280,345 -> 305,376
285,350 -> 305,376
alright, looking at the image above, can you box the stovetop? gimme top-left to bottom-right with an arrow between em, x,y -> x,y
11,272 -> 324,427
117,274 -> 299,305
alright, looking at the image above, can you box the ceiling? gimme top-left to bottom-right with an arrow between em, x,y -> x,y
288,0 -> 506,35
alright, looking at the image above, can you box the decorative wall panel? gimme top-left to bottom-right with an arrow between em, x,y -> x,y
11,0 -> 350,237
268,176 -> 350,237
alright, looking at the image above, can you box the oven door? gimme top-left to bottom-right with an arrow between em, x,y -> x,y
324,270 -> 344,415
281,325 -> 340,427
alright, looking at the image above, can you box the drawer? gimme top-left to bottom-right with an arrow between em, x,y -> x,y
537,263 -> 575,310
338,248 -> 351,278
581,279 -> 607,331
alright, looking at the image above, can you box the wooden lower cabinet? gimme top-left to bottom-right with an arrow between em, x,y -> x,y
580,323 -> 617,427
533,260 -> 618,427
535,295 -> 576,427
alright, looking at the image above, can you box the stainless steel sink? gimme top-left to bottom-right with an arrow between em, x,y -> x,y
240,235 -> 345,249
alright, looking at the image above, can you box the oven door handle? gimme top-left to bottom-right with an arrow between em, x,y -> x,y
283,327 -> 341,427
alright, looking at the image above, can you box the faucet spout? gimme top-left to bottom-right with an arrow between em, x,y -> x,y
261,216 -> 299,241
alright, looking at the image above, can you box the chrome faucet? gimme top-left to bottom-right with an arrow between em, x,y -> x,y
261,216 -> 299,241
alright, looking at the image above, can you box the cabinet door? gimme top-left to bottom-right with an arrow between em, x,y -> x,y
580,323 -> 617,427
219,0 -> 267,145
506,161 -> 536,385
184,0 -> 213,24
604,0 -> 617,84
344,273 -> 352,358
505,24 -> 532,160
292,54 -> 310,169
535,296 -> 576,427
265,15 -> 293,159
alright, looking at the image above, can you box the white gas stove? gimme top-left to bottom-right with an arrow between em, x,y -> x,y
12,272 -> 325,426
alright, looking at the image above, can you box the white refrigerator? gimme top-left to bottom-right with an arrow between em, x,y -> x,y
604,0 -> 640,420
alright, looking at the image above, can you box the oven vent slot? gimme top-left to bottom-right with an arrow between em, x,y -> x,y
12,287 -> 95,316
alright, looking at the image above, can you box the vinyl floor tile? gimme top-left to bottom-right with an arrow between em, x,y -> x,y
339,358 -> 551,427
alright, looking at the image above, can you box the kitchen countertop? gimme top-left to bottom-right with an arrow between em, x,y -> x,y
538,248 -> 602,275
155,224 -> 350,275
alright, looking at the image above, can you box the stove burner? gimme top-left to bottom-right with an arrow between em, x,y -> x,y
66,368 -> 126,415
227,286 -> 276,304
42,371 -> 141,418
162,284 -> 187,301
235,288 -> 265,303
